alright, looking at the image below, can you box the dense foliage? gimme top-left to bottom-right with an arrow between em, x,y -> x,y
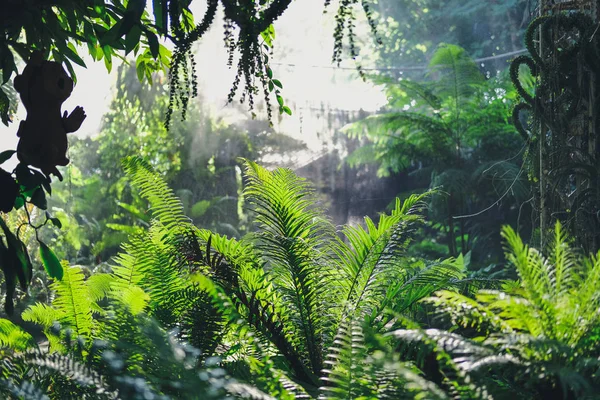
344,44 -> 530,266
0,1 -> 599,399
0,160 -> 598,399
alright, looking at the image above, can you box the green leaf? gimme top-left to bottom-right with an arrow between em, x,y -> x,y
260,24 -> 275,47
0,219 -> 32,291
65,43 -> 86,68
282,106 -> 292,115
136,59 -> 146,81
272,79 -> 283,89
125,24 -> 142,54
267,67 -> 273,79
39,241 -> 64,280
103,46 -> 113,73
30,188 -> 47,210
153,0 -> 167,34
13,196 -> 24,210
276,95 -> 284,107
0,150 -> 15,164
147,31 -> 159,59
87,43 -> 101,61
268,81 -> 274,92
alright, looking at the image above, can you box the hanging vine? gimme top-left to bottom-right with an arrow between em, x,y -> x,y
165,0 -> 382,129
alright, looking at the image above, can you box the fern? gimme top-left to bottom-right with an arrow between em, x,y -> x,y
427,44 -> 484,111
122,156 -> 191,233
319,316 -> 372,399
0,319 -> 35,351
22,263 -> 94,345
243,160 -> 339,376
337,194 -> 428,319
395,221 -> 600,398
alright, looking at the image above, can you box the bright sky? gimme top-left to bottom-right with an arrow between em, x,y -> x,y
0,0 -> 385,171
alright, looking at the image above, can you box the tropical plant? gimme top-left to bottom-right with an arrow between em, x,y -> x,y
390,221 -> 600,399
14,156 -> 470,397
343,43 -> 530,264
2,300 -> 267,399
0,0 -> 378,309
360,0 -> 531,71
4,156 -> 599,399
42,60 -> 306,266
114,157 -> 474,395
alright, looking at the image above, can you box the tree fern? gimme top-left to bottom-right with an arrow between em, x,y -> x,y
427,43 -> 484,112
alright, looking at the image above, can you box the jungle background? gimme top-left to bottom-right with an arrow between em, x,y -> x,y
1,0 -> 599,399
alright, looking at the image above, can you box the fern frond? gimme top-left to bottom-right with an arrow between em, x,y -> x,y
243,160 -> 339,376
501,225 -> 558,337
395,368 -> 449,400
0,319 -> 35,351
51,263 -> 94,340
319,316 -> 371,399
122,156 -> 191,233
389,329 -> 496,399
546,221 -> 576,300
87,273 -> 113,315
423,290 -> 512,335
172,286 -> 226,358
21,303 -> 60,330
193,272 -> 316,387
427,43 -> 484,107
109,243 -> 145,293
117,286 -> 150,315
23,263 -> 94,342
338,193 -> 428,320
345,112 -> 453,155
390,79 -> 443,111
0,378 -> 50,400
